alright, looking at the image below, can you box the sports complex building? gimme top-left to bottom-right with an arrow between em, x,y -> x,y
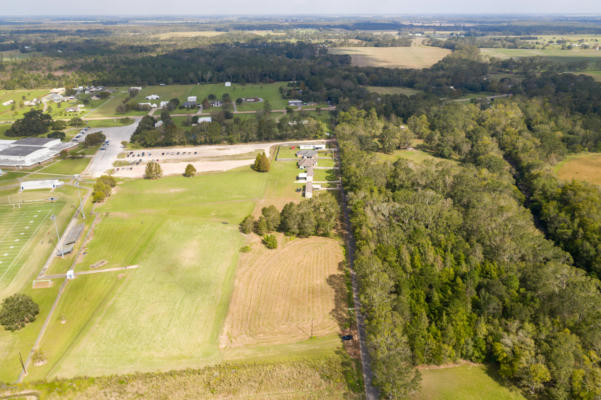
0,137 -> 76,167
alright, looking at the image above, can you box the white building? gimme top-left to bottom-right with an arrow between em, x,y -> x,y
299,144 -> 326,150
187,96 -> 197,103
145,94 -> 160,100
197,116 -> 212,123
160,101 -> 169,108
2,99 -> 14,106
20,179 -> 64,191
288,100 -> 303,107
155,121 -> 164,128
225,82 -> 232,87
0,138 -> 76,167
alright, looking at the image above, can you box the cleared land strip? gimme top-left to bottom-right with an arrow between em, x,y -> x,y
42,265 -> 139,280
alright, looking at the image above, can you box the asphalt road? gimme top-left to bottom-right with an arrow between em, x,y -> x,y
83,118 -> 140,178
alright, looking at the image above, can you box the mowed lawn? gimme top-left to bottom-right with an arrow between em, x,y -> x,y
414,365 -> 525,400
554,152 -> 601,185
329,46 -> 451,68
28,168 -> 270,380
37,157 -> 92,176
0,89 -> 49,121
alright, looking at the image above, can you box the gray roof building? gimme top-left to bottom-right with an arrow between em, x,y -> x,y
0,146 -> 45,157
296,149 -> 318,159
14,137 -> 58,146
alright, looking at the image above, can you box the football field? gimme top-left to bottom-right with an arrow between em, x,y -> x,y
0,202 -> 61,286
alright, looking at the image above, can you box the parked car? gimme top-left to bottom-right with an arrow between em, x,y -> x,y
341,335 -> 353,341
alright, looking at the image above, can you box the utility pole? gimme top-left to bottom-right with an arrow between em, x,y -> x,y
50,215 -> 63,258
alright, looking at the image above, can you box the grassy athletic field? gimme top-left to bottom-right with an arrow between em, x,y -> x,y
36,158 -> 92,176
414,365 -> 525,400
0,202 -> 60,286
329,46 -> 451,68
0,186 -> 80,381
554,152 -> 601,185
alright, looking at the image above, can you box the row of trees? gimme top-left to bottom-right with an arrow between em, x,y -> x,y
240,194 -> 340,239
337,108 -> 601,399
130,110 -> 328,148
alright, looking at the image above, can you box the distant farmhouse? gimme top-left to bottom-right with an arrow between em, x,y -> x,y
2,99 -> 14,106
183,96 -> 197,109
288,100 -> 303,107
0,138 -> 76,167
145,94 -> 160,100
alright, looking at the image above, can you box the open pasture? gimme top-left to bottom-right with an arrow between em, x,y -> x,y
329,46 -> 451,68
365,85 -> 423,96
481,47 -> 601,62
554,152 -> 601,185
415,364 -> 525,400
26,168 -> 270,380
221,235 -> 344,348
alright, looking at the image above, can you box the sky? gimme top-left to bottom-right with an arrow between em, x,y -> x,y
1,0 -> 600,16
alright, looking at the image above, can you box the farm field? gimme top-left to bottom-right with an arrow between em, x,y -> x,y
481,47 -> 601,61
554,152 -> 601,185
365,85 -> 423,96
376,148 -> 446,164
414,364 -> 525,400
329,46 -> 451,68
221,235 -> 344,348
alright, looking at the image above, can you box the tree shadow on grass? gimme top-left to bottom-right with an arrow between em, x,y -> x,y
327,261 -> 350,332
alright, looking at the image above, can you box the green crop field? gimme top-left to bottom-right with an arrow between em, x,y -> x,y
414,365 -> 525,400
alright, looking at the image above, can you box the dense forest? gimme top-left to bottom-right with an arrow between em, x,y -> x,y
337,105 -> 601,399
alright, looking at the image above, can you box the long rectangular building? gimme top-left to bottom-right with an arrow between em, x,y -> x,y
0,137 -> 76,167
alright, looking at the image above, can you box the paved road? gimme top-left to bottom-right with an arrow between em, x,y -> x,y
82,118 -> 141,178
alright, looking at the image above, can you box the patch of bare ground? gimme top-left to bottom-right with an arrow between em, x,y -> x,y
220,234 -> 344,348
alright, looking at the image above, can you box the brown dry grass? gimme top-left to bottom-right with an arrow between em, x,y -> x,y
220,234 -> 344,348
330,46 -> 451,69
555,152 -> 601,185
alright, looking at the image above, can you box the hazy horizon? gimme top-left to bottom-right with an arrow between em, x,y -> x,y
2,0 -> 601,18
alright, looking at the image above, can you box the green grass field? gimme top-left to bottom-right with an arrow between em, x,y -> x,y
376,148 -> 442,164
0,89 -> 49,121
23,161 -> 313,381
414,365 -> 525,400
86,83 -> 288,118
0,202 -> 61,286
0,186 -> 80,381
36,158 -> 91,176
583,70 -> 601,81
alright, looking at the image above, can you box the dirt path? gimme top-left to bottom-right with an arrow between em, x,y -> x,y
337,139 -> 378,400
